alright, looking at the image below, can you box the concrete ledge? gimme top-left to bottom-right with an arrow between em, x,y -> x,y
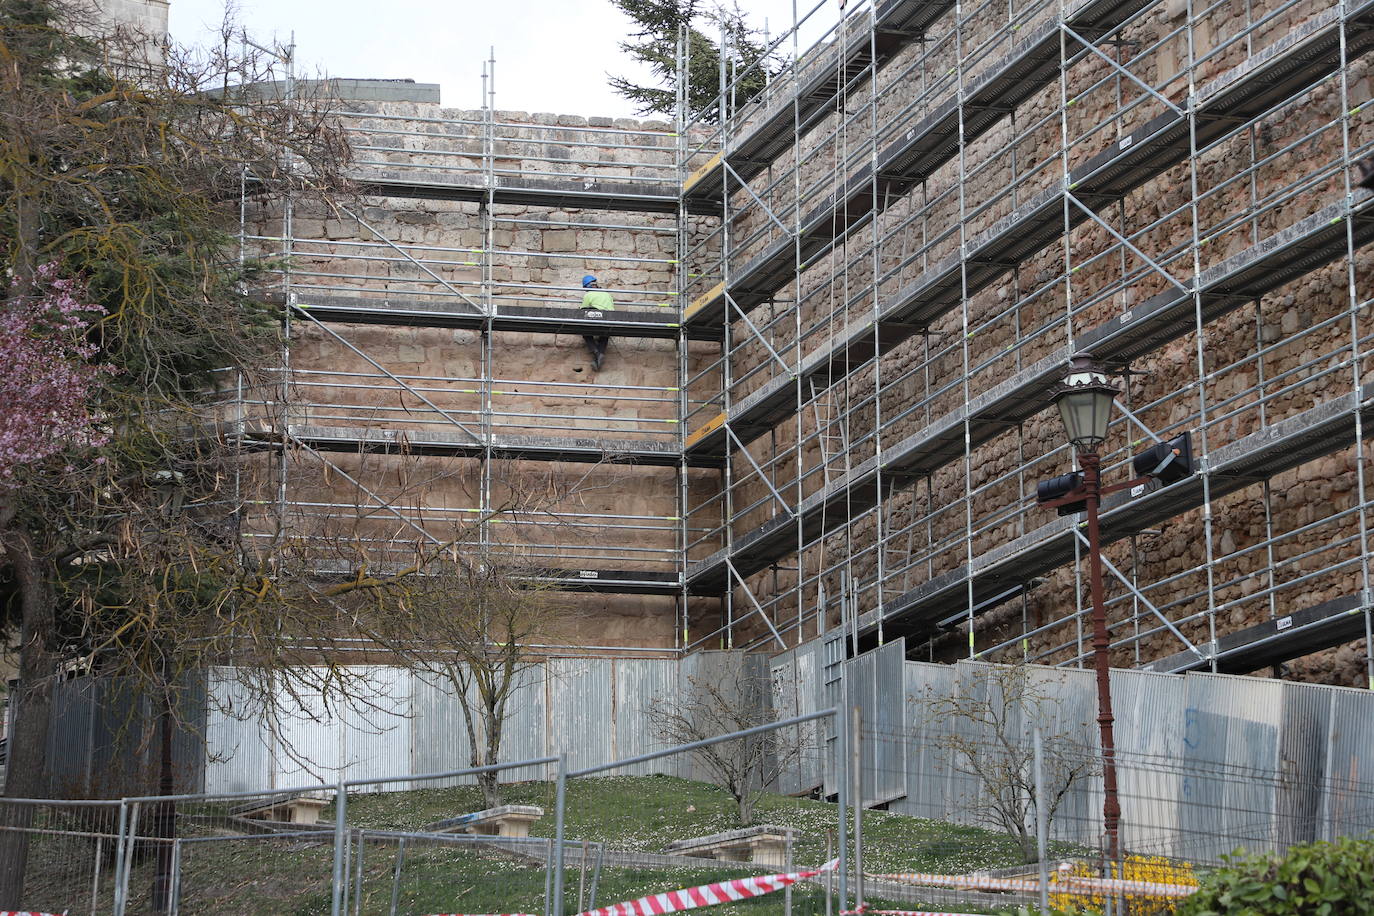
664,824 -> 798,867
427,804 -> 545,839
231,792 -> 331,825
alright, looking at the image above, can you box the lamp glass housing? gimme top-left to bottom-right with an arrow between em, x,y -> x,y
1053,362 -> 1118,453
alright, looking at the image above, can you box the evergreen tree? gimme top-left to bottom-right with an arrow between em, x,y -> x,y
608,0 -> 776,121
0,2 -> 347,905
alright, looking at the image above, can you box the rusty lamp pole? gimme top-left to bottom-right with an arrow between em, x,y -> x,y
1044,355 -> 1124,862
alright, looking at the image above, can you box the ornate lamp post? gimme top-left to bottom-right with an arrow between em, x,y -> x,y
1043,355 -> 1123,862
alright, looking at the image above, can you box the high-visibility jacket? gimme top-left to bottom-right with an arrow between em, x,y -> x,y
581,290 -> 615,311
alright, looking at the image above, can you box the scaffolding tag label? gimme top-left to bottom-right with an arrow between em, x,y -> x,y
1277,615 -> 1293,631
1120,134 -> 1134,150
1131,484 -> 1146,498
1121,310 -> 1133,323
579,570 -> 599,578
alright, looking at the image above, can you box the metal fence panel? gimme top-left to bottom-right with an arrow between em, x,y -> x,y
1322,685 -> 1374,840
204,671 -> 271,794
411,669 -> 476,785
893,661 -> 959,822
1179,673 -> 1283,860
613,658 -> 680,775
769,639 -> 826,795
676,650 -> 749,784
1024,664 -> 1099,847
1277,680 -> 1333,848
847,639 -> 906,807
1111,668 -> 1186,853
342,667 -> 412,789
272,671 -> 345,787
548,657 -> 613,776
45,676 -> 206,797
503,663 -> 552,782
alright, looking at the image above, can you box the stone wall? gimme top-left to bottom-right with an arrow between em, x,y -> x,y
246,105 -> 717,651
707,0 -> 1374,683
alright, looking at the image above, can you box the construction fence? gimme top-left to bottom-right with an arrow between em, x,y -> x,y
8,692 -> 1373,916
42,646 -> 1374,850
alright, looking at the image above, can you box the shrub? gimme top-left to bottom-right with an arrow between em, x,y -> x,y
1179,835 -> 1374,915
1051,853 -> 1198,913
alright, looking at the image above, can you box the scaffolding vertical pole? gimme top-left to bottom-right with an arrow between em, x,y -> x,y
791,0 -> 808,644
1334,0 -> 1374,689
719,18 -> 736,649
1058,8 -> 1086,669
1182,0 -> 1221,673
277,35 -> 297,532
866,4 -> 887,645
956,0 -> 977,659
837,7 -> 856,661
481,49 -> 496,558
676,22 -> 691,652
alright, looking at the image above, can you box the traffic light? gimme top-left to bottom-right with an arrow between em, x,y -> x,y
1037,471 -> 1087,516
1132,432 -> 1193,484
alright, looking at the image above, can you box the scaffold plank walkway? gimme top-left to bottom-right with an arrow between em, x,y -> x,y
685,195 -> 1374,592
687,4 -> 1374,460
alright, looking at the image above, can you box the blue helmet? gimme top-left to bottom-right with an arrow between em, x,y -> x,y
582,275 -> 598,288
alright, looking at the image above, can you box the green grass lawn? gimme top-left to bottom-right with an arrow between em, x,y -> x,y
22,776 -> 1057,915
339,773 -> 1060,875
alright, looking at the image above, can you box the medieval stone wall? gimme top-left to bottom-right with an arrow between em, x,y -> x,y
246,104 -> 719,651
709,0 -> 1374,683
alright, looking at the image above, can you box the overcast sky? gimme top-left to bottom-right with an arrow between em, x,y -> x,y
169,1 -> 837,117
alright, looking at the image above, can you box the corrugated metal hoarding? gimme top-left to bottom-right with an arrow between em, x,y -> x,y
49,641 -> 1374,862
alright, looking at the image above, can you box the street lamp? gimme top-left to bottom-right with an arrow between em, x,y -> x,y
1044,354 -> 1123,862
1037,356 -> 1197,862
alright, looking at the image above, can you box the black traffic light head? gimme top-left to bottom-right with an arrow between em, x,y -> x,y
1037,471 -> 1087,516
1133,431 -> 1194,485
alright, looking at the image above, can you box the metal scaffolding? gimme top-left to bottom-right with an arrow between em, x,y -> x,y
681,0 -> 1374,683
234,0 -> 1374,677
236,50 -> 709,630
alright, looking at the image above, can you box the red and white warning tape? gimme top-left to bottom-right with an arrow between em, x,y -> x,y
869,871 -> 1197,898
1057,876 -> 1197,898
573,858 -> 840,916
869,872 -> 1044,894
424,859 -> 839,916
841,910 -> 988,916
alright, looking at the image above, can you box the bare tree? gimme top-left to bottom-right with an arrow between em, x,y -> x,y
399,557 -> 562,808
925,664 -> 1098,864
647,665 -> 807,826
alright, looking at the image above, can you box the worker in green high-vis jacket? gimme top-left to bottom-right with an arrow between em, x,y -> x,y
580,275 -> 614,370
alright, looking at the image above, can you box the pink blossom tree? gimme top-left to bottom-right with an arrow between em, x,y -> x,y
0,265 -> 110,482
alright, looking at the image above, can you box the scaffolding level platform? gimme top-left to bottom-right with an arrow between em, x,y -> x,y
522,567 -> 682,594
684,195 -> 1374,592
284,294 -> 708,340
681,1 -> 1373,332
313,563 -> 683,595
350,169 -> 719,216
1145,594 -> 1371,674
240,424 -> 716,468
858,384 -> 1374,647
681,0 -> 958,205
685,7 -> 1374,457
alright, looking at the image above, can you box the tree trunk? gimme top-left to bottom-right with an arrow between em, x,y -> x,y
734,783 -> 753,827
151,689 -> 176,912
1017,828 -> 1038,865
479,695 -> 504,809
0,523 -> 57,908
